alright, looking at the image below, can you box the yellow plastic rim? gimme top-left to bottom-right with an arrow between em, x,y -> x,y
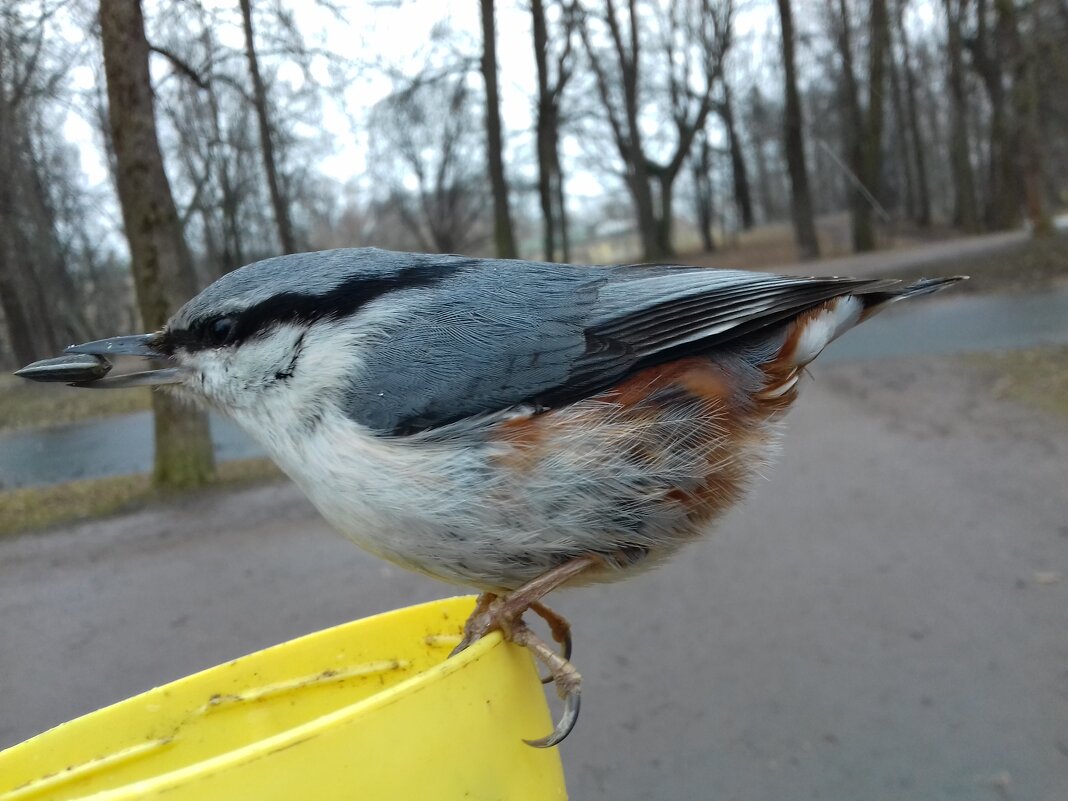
0,596 -> 567,801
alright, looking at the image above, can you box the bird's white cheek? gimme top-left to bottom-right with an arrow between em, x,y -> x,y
174,351 -> 243,409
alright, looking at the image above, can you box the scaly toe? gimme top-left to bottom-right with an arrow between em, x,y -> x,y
511,619 -> 583,747
530,601 -> 573,684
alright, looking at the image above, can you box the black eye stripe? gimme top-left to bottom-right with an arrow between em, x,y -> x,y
167,262 -> 457,352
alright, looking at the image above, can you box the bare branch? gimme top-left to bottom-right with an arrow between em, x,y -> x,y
149,43 -> 209,90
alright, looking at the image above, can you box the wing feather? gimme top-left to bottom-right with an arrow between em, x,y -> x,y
528,266 -> 893,410
347,258 -> 894,434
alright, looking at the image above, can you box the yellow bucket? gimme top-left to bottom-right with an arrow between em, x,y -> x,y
0,596 -> 567,800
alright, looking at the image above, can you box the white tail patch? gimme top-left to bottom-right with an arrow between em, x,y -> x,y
787,296 -> 863,366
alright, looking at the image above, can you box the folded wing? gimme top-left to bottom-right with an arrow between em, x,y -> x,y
349,260 -> 894,435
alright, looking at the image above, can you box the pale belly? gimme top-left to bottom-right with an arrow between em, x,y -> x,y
264,388 -> 782,592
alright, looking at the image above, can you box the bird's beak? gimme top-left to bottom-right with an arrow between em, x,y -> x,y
15,333 -> 183,388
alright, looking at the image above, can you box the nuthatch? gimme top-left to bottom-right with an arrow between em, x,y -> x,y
16,248 -> 964,746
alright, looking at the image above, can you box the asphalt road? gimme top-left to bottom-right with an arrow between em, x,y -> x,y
2,355 -> 1067,800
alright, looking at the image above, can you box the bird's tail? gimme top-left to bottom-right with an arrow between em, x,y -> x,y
857,275 -> 968,320
773,275 -> 967,371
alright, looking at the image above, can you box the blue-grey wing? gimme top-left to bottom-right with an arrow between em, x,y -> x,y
345,257 -> 890,434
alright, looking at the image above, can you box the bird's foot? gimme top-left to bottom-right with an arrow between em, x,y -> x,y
511,617 -> 582,748
450,555 -> 596,747
531,601 -> 572,682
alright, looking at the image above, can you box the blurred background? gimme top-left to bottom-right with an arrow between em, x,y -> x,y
1,1 -> 1067,799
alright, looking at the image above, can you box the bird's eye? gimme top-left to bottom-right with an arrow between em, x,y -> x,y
208,317 -> 237,346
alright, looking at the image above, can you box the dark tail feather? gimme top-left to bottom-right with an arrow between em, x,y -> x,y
896,275 -> 969,298
858,275 -> 967,318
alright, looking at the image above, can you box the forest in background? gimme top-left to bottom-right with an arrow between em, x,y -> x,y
2,0 -> 1066,485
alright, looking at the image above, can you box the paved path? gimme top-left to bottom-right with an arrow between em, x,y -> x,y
2,353 -> 1066,800
773,228 -> 1029,278
767,215 -> 1068,279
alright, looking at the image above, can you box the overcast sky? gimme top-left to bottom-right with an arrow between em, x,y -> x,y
58,0 -> 938,222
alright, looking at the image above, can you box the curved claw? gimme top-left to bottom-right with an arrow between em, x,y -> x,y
448,634 -> 473,659
524,690 -> 581,748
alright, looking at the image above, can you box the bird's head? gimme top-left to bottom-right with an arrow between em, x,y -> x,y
18,249 -> 452,429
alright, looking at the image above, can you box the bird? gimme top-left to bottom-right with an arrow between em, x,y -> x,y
15,248 -> 964,746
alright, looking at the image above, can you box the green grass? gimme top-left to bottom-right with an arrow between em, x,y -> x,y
0,457 -> 284,538
965,345 -> 1068,421
0,375 -> 152,433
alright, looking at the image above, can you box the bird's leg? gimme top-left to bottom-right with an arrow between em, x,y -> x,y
454,554 -> 596,650
450,591 -> 497,657
451,554 -> 597,747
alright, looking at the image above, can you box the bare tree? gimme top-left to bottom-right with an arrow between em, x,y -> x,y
99,0 -> 215,488
0,1 -> 127,368
239,0 -> 297,254
369,74 -> 490,254
581,0 -> 734,258
532,0 -> 577,262
776,0 -> 820,259
480,0 -> 518,258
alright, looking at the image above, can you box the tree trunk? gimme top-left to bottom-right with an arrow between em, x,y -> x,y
857,0 -> 889,252
886,17 -> 916,221
630,171 -> 662,259
832,0 -> 875,251
944,0 -> 979,231
99,0 -> 215,489
479,0 -> 518,259
720,84 -> 754,230
239,0 -> 297,255
896,0 -> 931,226
776,0 -> 820,259
0,158 -> 59,361
553,146 -> 570,261
535,102 -> 556,261
0,252 -> 40,366
1001,0 -> 1052,236
532,0 -> 571,262
970,0 -> 1018,230
654,172 -> 676,257
753,141 -> 777,222
691,133 -> 716,252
